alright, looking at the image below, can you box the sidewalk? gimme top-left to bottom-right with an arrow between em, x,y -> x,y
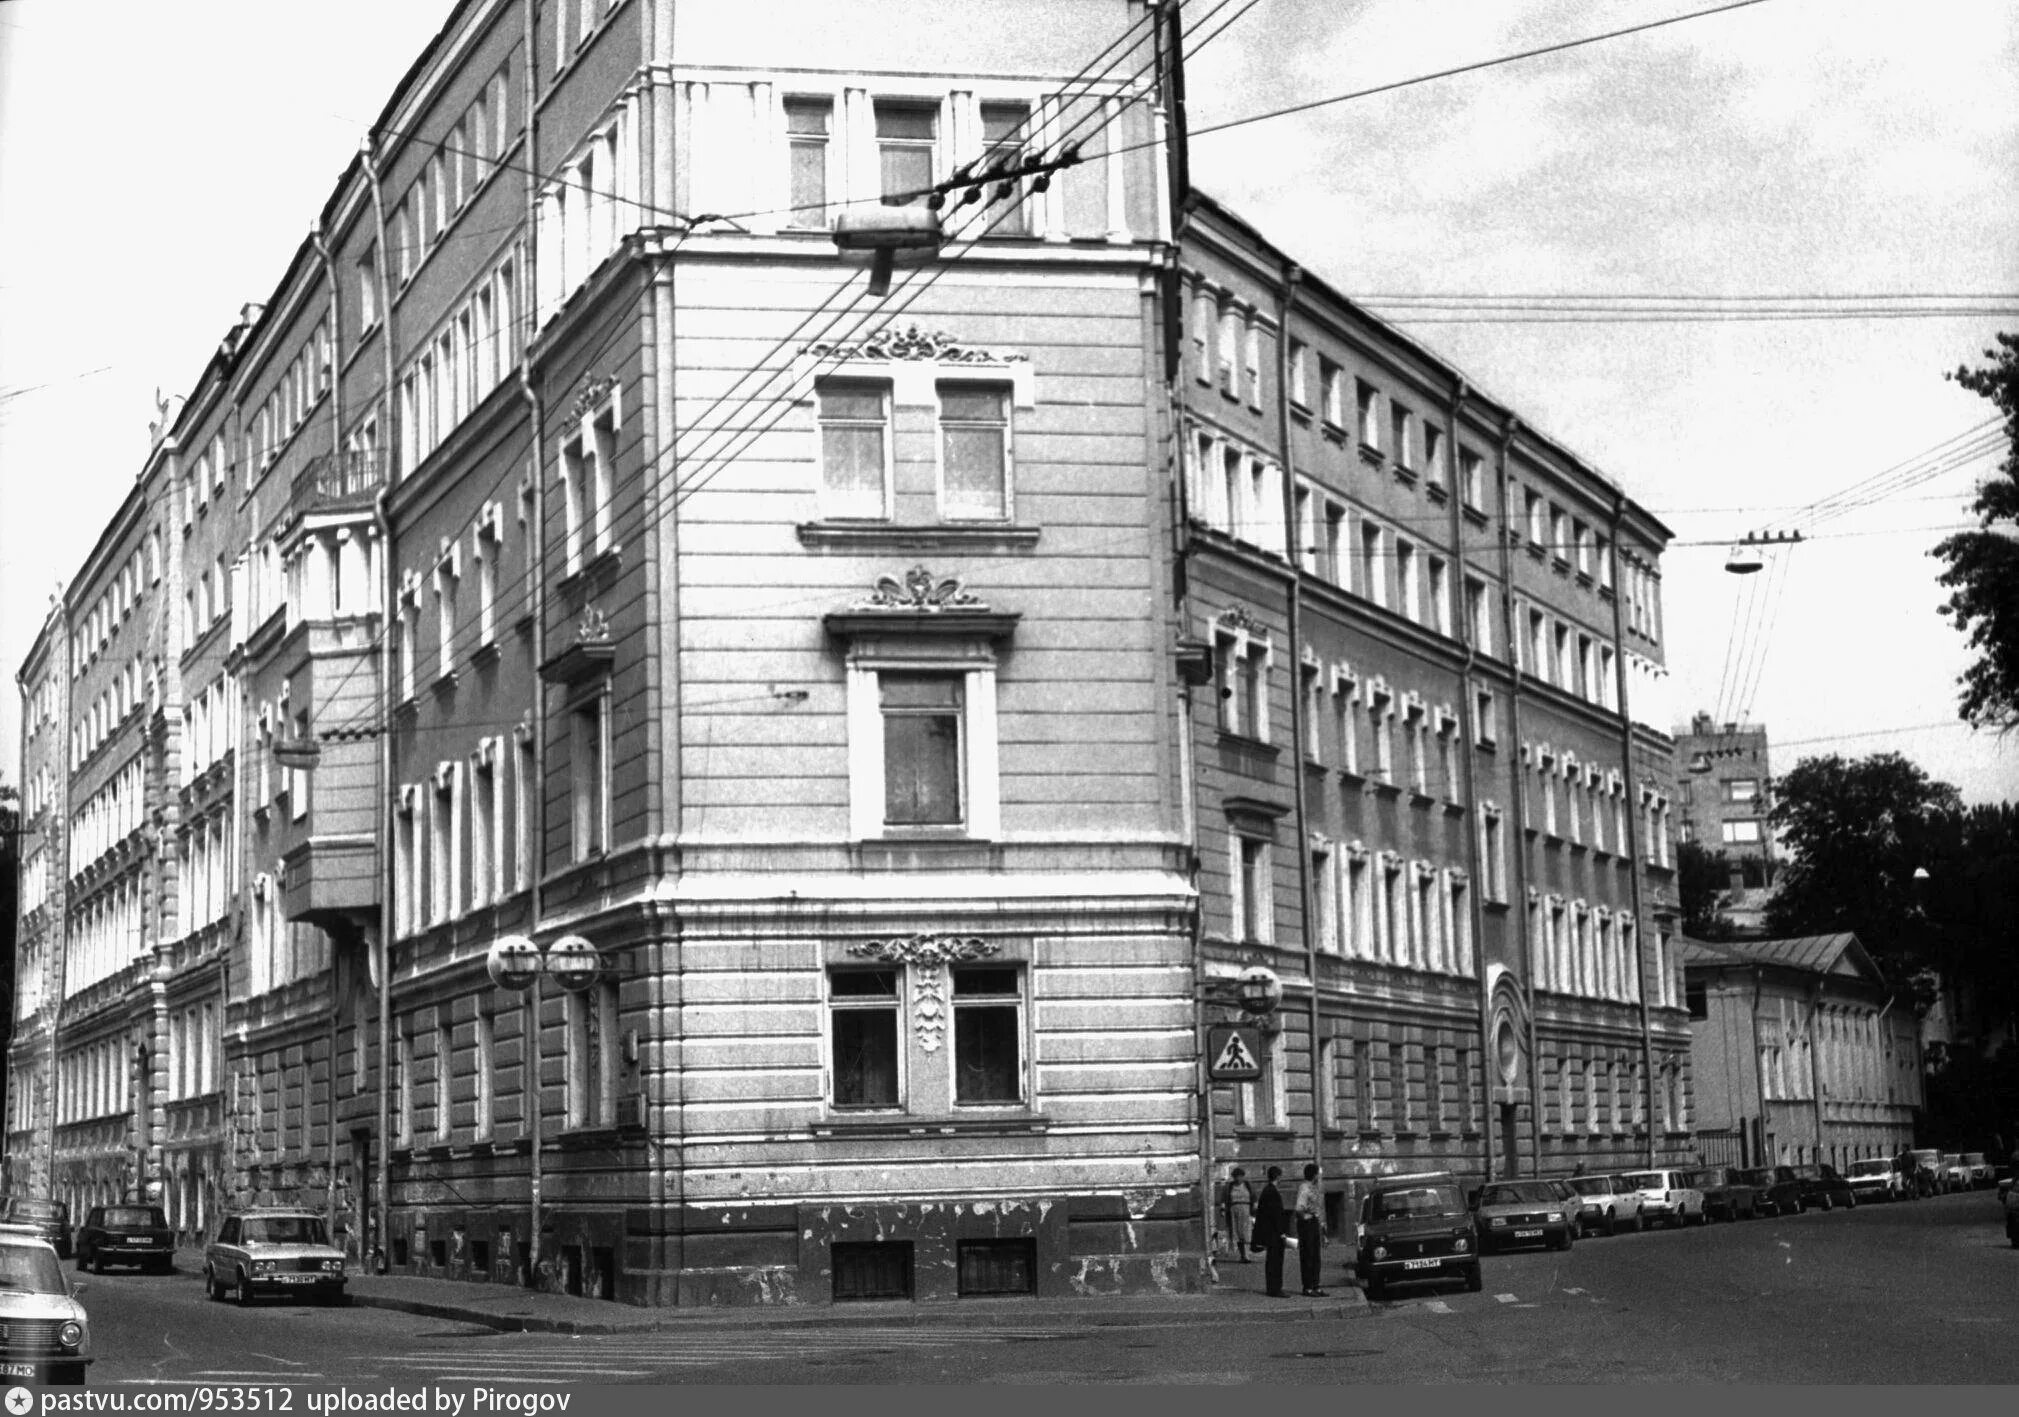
326,1248 -> 1367,1335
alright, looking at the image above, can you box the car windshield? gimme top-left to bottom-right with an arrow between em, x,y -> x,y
1738,1169 -> 1775,1185
9,1201 -> 63,1221
1479,1182 -> 1559,1206
1791,1166 -> 1821,1180
101,1208 -> 160,1227
1370,1185 -> 1465,1220
0,1246 -> 65,1294
1568,1178 -> 1609,1196
242,1216 -> 328,1246
1620,1173 -> 1663,1189
1847,1161 -> 1890,1177
1963,1154 -> 1986,1165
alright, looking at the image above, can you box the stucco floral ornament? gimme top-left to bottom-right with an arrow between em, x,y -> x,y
865,565 -> 983,611
846,934 -> 1001,1052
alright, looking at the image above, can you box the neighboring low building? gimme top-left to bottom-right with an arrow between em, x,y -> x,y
1683,932 -> 1921,1169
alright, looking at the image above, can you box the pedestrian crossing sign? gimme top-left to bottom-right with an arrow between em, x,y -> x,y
1208,1026 -> 1263,1080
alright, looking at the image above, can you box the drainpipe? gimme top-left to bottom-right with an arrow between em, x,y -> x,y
364,131 -> 400,1276
1807,980 -> 1826,1164
308,219 -> 345,1241
1270,259 -> 1322,1177
1749,965 -> 1769,1166
520,0 -> 549,1289
1492,415 -> 1539,1177
1606,491 -> 1658,1166
1441,379 -> 1494,1183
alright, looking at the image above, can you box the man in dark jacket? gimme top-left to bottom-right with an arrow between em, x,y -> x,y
1253,1165 -> 1290,1297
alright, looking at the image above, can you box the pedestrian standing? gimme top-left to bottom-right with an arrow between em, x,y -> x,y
1294,1163 -> 1328,1297
1253,1165 -> 1289,1297
1224,1166 -> 1254,1263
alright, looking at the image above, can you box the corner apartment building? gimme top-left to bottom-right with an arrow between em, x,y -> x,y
4,423 -> 179,1217
1674,711 -> 1776,888
1683,933 -> 1921,1168
15,0 -> 1200,1307
1177,196 -> 1692,1226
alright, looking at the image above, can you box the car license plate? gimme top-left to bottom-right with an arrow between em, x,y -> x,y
273,1273 -> 319,1284
1515,1228 -> 1543,1238
1402,1258 -> 1439,1270
2,1364 -> 37,1379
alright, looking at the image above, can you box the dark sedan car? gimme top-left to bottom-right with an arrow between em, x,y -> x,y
75,1206 -> 173,1274
1737,1166 -> 1802,1217
1789,1163 -> 1857,1211
2,1199 -> 72,1259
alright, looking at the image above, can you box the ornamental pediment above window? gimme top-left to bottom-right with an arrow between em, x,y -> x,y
797,323 -> 1035,408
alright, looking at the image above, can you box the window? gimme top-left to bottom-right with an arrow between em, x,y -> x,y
1288,340 -> 1309,408
434,547 -> 459,682
1192,289 -> 1214,384
938,384 -> 1010,519
952,966 -> 1024,1104
1359,522 -> 1385,607
881,672 -> 963,826
1480,804 -> 1505,902
474,1012 -> 495,1142
1390,401 -> 1414,471
570,694 -> 608,860
1526,489 -> 1546,545
1234,834 -> 1271,943
1550,504 -> 1568,562
875,101 -> 937,204
1368,685 -> 1394,782
395,1023 -> 413,1145
1356,380 -> 1380,449
434,1022 -> 453,1142
1428,556 -> 1451,635
1464,576 -> 1491,655
817,381 -> 890,519
1217,304 -> 1238,396
830,968 -> 901,1108
471,742 -> 498,909
1722,818 -> 1763,845
1423,424 -> 1444,487
357,245 -> 379,330
1333,672 -> 1360,775
429,766 -> 456,922
1322,501 -> 1345,585
1320,358 -> 1344,426
1242,321 -> 1261,406
1404,701 -> 1427,794
1574,519 -> 1592,577
978,102 -> 1030,235
474,509 -> 501,646
513,727 -> 535,893
1724,778 -> 1760,803
1396,539 -> 1418,621
565,980 -> 617,1130
785,97 -> 832,227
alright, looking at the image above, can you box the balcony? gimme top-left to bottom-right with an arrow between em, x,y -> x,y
291,451 -> 385,521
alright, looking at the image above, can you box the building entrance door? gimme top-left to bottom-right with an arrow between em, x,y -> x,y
1498,1103 -> 1521,1177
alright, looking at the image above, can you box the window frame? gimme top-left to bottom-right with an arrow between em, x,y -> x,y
815,378 -> 894,521
935,381 -> 1014,522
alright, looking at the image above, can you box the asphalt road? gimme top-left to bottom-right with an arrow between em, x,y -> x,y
71,1189 -> 2017,1386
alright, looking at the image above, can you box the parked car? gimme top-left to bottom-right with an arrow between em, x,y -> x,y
1737,1166 -> 1803,1217
1,1198 -> 73,1258
1789,1163 -> 1857,1211
1960,1153 -> 1994,1189
1909,1148 -> 1946,1196
203,1209 -> 346,1306
1844,1158 -> 1906,1203
1940,1153 -> 1972,1192
1563,1173 -> 1645,1236
0,1230 -> 91,1384
1475,1179 -> 1577,1253
75,1205 -> 174,1274
1619,1168 -> 1706,1228
2004,1182 -> 2019,1248
1690,1166 -> 1759,1221
1355,1173 -> 1481,1302
1996,1162 -> 2014,1203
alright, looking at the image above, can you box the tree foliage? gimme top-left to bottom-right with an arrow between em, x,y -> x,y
1677,840 -> 1735,940
1936,332 -> 2019,732
1765,752 -> 1960,980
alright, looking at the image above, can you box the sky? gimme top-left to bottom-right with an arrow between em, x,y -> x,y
2,0 -> 2015,803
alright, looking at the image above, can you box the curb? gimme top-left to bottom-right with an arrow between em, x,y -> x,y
344,1284 -> 1368,1335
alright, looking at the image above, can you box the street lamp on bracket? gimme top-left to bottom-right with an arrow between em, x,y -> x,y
483,932 -> 604,1289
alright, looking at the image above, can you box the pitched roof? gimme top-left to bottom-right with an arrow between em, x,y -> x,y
1680,933 -> 1885,985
